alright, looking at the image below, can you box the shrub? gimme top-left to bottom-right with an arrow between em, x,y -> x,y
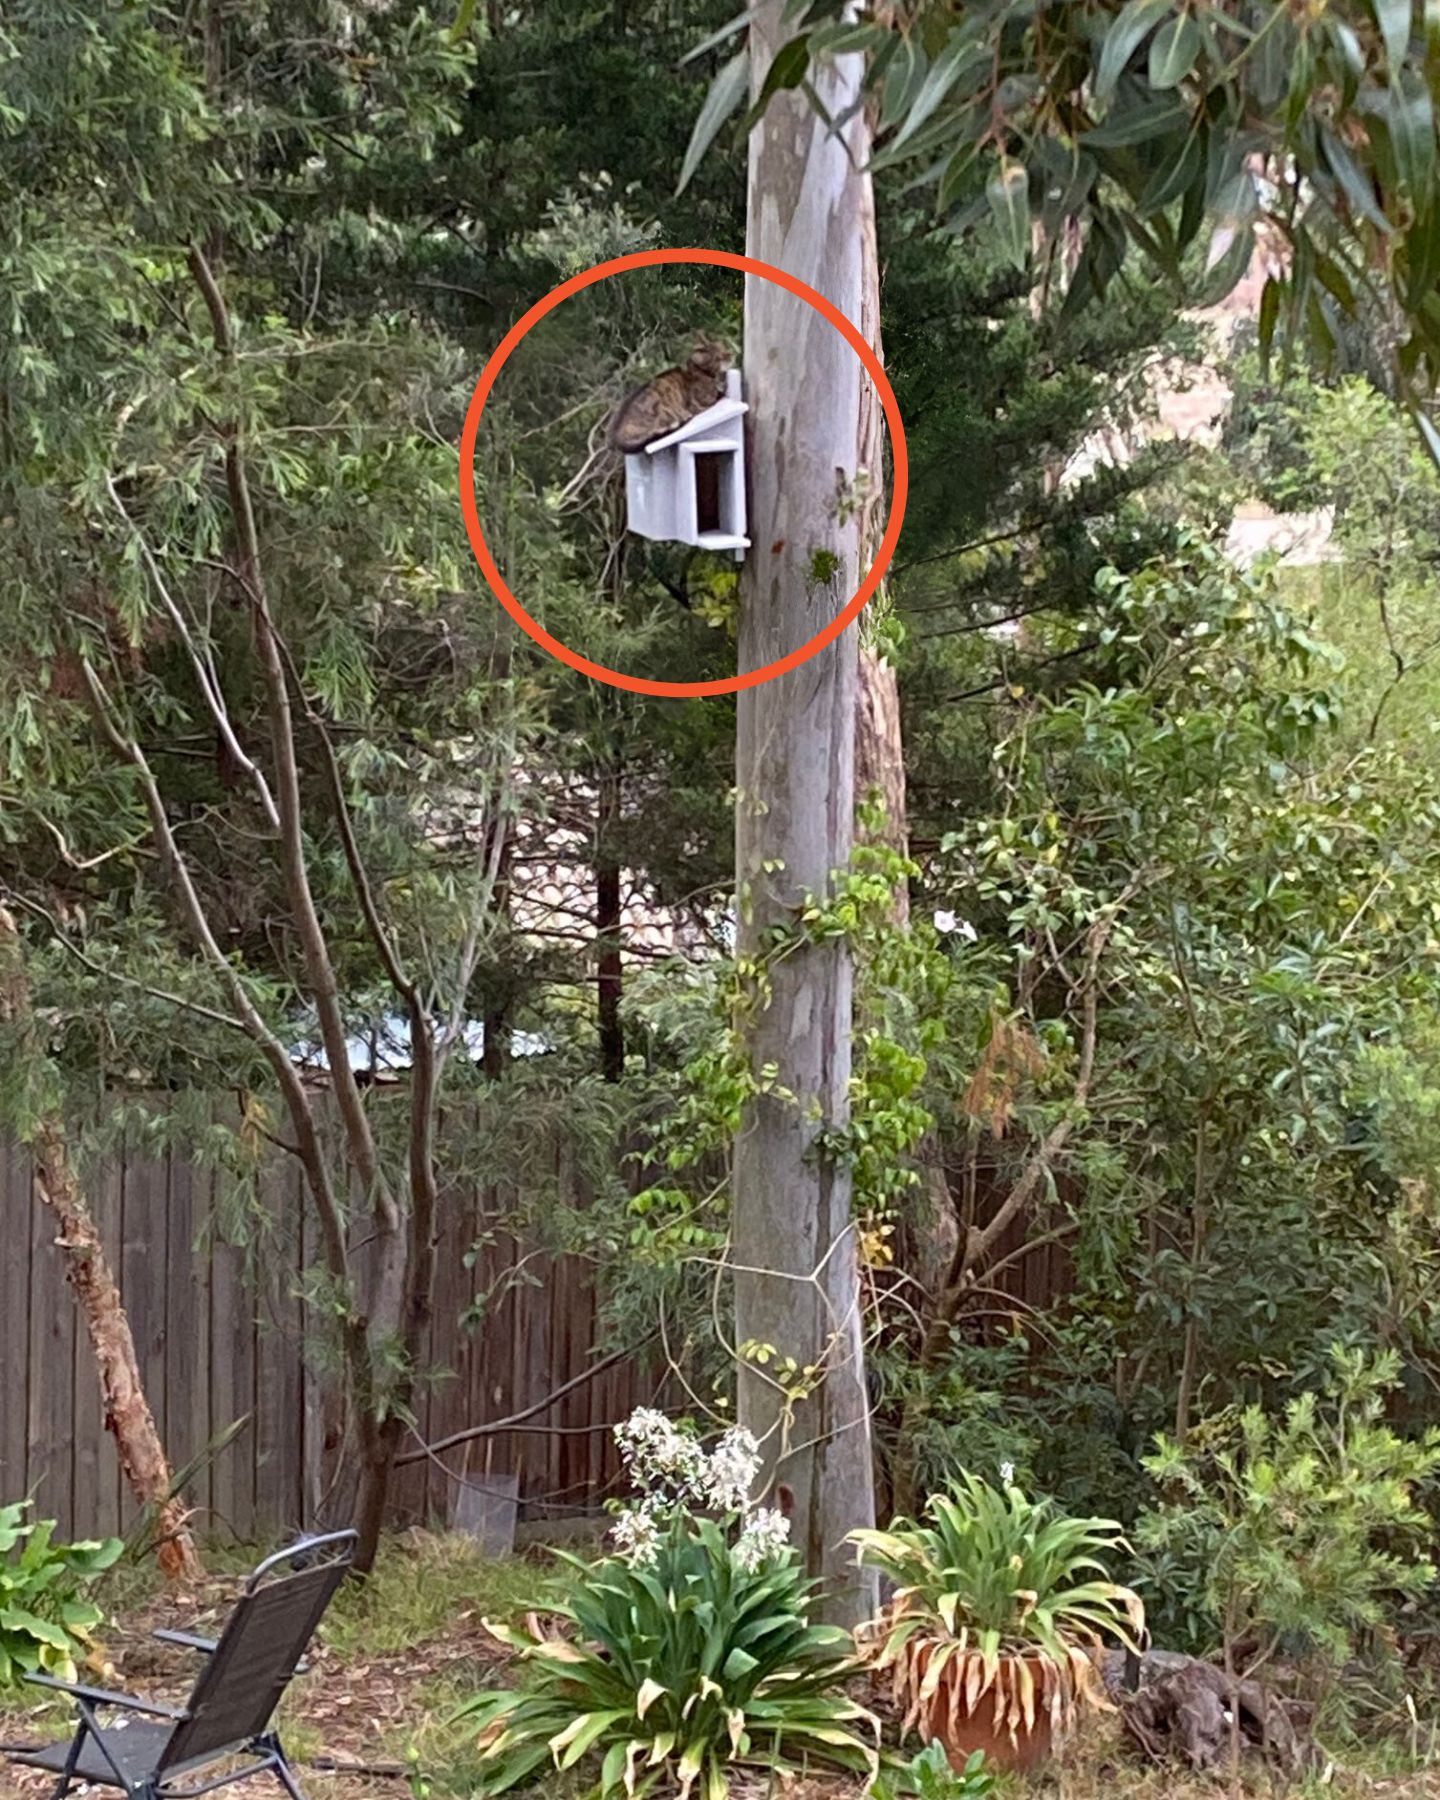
1135,1346 -> 1440,1685
455,1411 -> 877,1800
0,1502 -> 122,1688
850,1472 -> 1143,1744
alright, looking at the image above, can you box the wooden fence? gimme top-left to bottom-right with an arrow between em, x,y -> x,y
0,1130 -> 659,1544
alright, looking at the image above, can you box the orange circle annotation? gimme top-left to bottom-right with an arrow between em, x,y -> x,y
457,246 -> 909,700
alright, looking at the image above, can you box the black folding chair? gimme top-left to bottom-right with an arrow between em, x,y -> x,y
5,1530 -> 356,1799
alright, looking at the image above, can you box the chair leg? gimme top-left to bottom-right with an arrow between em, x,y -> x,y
267,1738 -> 308,1800
47,1721 -> 88,1798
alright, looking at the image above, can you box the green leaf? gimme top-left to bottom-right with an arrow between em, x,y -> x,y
986,159 -> 1031,271
680,8 -> 753,66
1138,128 -> 1203,215
1096,0 -> 1172,101
600,1740 -> 628,1798
552,1709 -> 628,1770
677,48 -> 750,195
1319,130 -> 1393,231
754,34 -> 810,109
938,140 -> 982,211
1312,251 -> 1357,313
1405,203 -> 1440,306
1388,72 -> 1435,201
0,1608 -> 73,1651
881,36 -> 928,128
1257,272 -> 1283,368
1373,0 -> 1415,66
887,33 -> 985,152
1082,97 -> 1188,149
1148,12 -> 1201,88
807,21 -> 890,59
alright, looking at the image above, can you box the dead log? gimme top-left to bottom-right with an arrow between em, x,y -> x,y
1099,1650 -> 1319,1781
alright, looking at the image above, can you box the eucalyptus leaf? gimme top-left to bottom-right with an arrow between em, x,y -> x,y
986,159 -> 1032,270
677,48 -> 750,195
1095,0 -> 1173,101
1148,12 -> 1201,89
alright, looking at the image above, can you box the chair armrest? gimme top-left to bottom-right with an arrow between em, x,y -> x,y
23,1673 -> 187,1720
152,1630 -> 218,1656
150,1629 -> 310,1675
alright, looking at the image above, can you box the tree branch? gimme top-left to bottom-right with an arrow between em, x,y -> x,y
394,1338 -> 652,1467
4,893 -> 250,1035
960,904 -> 1115,1279
103,473 -> 280,831
186,240 -> 396,1237
77,658 -> 355,1319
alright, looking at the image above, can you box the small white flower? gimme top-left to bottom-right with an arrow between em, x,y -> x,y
705,1427 -> 761,1513
732,1507 -> 790,1573
933,909 -> 957,933
611,1504 -> 662,1568
932,910 -> 978,942
1000,1461 -> 1016,1486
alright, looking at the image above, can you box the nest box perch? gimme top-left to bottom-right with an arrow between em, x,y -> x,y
622,369 -> 749,561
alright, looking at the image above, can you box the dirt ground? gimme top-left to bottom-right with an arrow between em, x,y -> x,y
2,1532 -> 1439,1800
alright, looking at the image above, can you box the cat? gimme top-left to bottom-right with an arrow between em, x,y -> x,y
609,334 -> 731,453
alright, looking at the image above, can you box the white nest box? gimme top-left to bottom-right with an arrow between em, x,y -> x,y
623,368 -> 749,561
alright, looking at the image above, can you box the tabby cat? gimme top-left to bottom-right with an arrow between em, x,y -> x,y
609,335 -> 731,453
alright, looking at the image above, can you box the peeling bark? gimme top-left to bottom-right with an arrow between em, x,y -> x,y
0,907 -> 203,1581
734,2 -> 879,1626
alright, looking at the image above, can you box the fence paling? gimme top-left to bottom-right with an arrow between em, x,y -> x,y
1,1132 -> 646,1539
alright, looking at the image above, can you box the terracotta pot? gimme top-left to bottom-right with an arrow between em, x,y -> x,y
918,1651 -> 1059,1775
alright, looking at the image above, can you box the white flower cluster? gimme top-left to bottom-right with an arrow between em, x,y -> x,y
613,1408 -> 711,1504
704,1426 -> 763,1513
608,1409 -> 786,1572
609,1504 -> 662,1567
613,1409 -> 762,1514
731,1506 -> 791,1573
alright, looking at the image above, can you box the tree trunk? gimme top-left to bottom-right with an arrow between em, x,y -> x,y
733,3 -> 878,1626
0,908 -> 203,1581
353,1420 -> 405,1575
852,157 -> 909,908
597,762 -> 624,1082
482,815 -> 512,1081
1174,1104 -> 1210,1439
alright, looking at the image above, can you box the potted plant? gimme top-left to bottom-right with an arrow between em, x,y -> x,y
849,1471 -> 1144,1773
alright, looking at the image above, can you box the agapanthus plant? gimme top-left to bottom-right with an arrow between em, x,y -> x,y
455,1409 -> 876,1800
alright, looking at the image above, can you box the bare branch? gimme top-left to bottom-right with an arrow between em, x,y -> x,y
77,657 -> 352,1296
34,813 -> 150,873
5,892 -> 250,1034
187,240 -> 396,1238
394,1339 -> 652,1467
104,473 -> 281,830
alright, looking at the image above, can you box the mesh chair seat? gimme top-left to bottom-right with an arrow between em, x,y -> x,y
12,1722 -> 176,1788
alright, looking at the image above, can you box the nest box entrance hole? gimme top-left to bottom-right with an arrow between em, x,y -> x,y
694,452 -> 725,536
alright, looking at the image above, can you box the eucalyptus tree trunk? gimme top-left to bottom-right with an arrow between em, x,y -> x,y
0,907 -> 203,1581
733,3 -> 878,1627
853,160 -> 908,908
